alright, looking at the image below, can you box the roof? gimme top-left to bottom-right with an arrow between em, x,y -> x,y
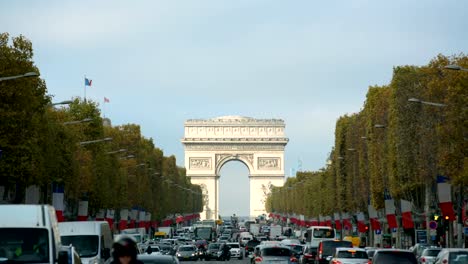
59,221 -> 108,235
0,204 -> 52,228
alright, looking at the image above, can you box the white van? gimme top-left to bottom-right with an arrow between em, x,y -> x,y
59,221 -> 112,264
0,204 -> 71,264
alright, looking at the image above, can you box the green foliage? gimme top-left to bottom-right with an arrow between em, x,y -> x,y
267,54 -> 467,218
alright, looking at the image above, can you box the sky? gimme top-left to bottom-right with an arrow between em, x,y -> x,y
1,0 -> 467,217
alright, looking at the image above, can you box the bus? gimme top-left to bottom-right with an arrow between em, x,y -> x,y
305,226 -> 336,247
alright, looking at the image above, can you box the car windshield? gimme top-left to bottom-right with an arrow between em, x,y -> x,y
313,229 -> 334,238
423,249 -> 441,257
336,250 -> 368,259
61,235 -> 99,258
261,248 -> 291,257
228,244 -> 239,248
289,245 -> 303,253
0,228 -> 49,263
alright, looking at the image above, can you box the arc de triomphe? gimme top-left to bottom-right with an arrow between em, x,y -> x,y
181,116 -> 288,220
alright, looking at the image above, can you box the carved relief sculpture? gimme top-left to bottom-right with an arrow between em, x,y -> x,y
258,157 -> 281,170
190,158 -> 212,169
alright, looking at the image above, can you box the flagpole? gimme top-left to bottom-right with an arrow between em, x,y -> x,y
84,75 -> 86,103
103,98 -> 106,118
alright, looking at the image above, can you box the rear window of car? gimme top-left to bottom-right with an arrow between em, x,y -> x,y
321,241 -> 353,256
336,250 -> 368,259
424,249 -> 441,257
261,247 -> 292,257
449,251 -> 468,261
374,251 -> 417,264
179,246 -> 195,251
306,247 -> 317,254
208,244 -> 220,249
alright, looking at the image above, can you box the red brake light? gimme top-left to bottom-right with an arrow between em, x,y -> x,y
421,257 -> 426,262
304,253 -> 312,258
442,260 -> 448,264
290,257 -> 298,262
255,257 -> 263,262
331,260 -> 342,264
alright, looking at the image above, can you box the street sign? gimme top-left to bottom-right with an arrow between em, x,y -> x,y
416,229 -> 427,244
392,228 -> 397,233
429,221 -> 438,229
375,229 -> 381,235
464,227 -> 468,235
463,217 -> 468,227
430,229 -> 437,236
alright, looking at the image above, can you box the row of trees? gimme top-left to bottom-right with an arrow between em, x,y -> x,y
0,33 -> 203,220
266,54 -> 467,218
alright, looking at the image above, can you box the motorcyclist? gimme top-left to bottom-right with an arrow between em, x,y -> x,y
221,243 -> 231,261
110,236 -> 143,264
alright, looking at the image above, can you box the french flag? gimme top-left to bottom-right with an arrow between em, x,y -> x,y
437,175 -> 455,220
401,200 -> 414,229
78,200 -> 88,221
384,190 -> 398,229
342,212 -> 352,231
52,183 -> 65,222
105,209 -> 115,229
357,212 -> 368,233
334,213 -> 342,230
368,204 -> 381,231
119,209 -> 128,230
96,209 -> 105,221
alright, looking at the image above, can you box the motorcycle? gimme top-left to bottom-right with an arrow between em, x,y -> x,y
217,249 -> 231,261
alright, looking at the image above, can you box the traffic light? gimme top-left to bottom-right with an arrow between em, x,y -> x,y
445,215 -> 449,220
433,214 -> 439,221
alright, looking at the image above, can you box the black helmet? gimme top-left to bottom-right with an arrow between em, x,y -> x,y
112,236 -> 138,260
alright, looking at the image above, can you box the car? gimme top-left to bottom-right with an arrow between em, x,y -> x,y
418,247 -> 442,264
299,245 -> 316,264
144,245 -> 162,255
434,248 -> 468,264
218,235 -> 230,243
409,243 -> 429,258
280,242 -> 303,258
156,244 -> 175,256
138,254 -> 180,264
205,243 -> 222,260
365,247 -> 378,261
372,249 -> 417,264
226,242 -> 244,260
253,245 -> 297,264
315,240 -> 353,264
329,247 -> 369,264
175,245 -> 198,261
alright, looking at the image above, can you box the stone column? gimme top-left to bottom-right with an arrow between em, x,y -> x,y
190,175 -> 218,220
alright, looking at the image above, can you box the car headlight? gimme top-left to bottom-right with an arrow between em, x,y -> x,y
177,253 -> 181,257
191,254 -> 195,256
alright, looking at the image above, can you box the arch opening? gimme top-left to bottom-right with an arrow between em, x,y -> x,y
218,160 -> 250,219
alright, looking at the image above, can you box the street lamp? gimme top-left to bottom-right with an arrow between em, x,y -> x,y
51,100 -> 73,106
408,98 -> 446,107
107,148 -> 127,154
78,137 -> 112,146
0,71 -> 39,82
444,64 -> 468,72
63,118 -> 93,125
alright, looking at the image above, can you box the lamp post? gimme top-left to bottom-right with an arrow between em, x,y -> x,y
0,71 -> 39,82
63,118 -> 93,125
78,137 -> 112,146
51,100 -> 73,106
408,98 -> 446,107
444,64 -> 468,72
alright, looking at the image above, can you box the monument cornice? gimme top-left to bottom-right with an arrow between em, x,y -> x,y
182,137 -> 289,143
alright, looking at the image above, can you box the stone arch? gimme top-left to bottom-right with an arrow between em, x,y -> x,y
182,116 -> 288,220
215,154 -> 254,176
